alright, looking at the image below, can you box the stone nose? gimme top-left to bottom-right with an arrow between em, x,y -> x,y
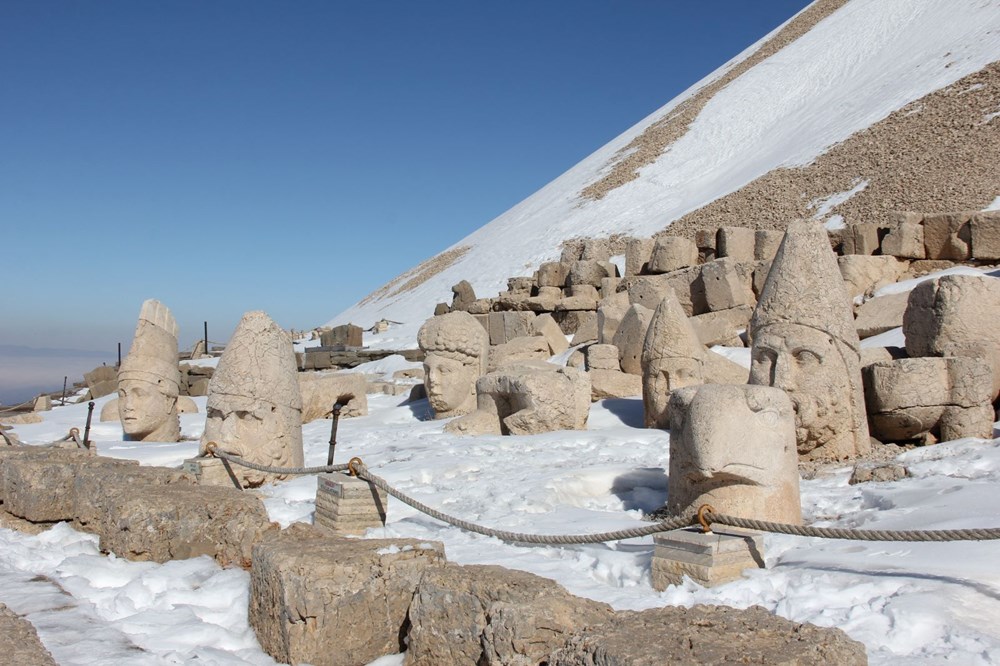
771,356 -> 795,392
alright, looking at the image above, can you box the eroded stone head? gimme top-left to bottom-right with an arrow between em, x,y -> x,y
199,311 -> 303,486
118,299 -> 181,442
641,291 -> 706,429
667,384 -> 801,524
417,312 -> 489,419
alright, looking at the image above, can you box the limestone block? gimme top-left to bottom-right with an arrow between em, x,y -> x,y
566,260 -> 608,288
589,369 -> 642,400
433,302 -> 449,316
855,291 -> 909,339
690,306 -> 751,347
0,412 -> 42,425
3,454 -> 137,523
705,351 -> 751,385
496,293 -> 532,311
537,261 -> 568,288
838,255 -> 907,298
314,473 -> 387,536
531,313 -> 569,355
863,356 -> 994,441
586,343 -> 620,371
449,362 -> 590,436
298,372 -> 368,423
507,276 -> 534,294
693,258 -> 755,313
559,242 -> 582,264
566,349 -> 586,369
612,303 -> 654,375
716,227 -> 755,263
546,604 -> 867,666
626,267 -> 700,315
488,336 -> 551,372
250,526 -> 446,666
32,395 -> 51,412
754,230 -> 784,262
0,447 -> 90,505
668,384 -> 801,524
552,310 -> 595,336
527,286 -> 562,312
84,365 -> 116,389
695,229 -> 717,263
567,284 -> 600,301
860,346 -> 895,368
882,223 -> 926,259
888,211 -> 924,227
419,312 -> 489,420
0,603 -> 57,666
568,311 -> 598,346
580,238 -> 611,262
596,291 -> 630,344
625,238 -> 653,276
74,464 -> 196,535
840,223 -> 880,255
88,379 -> 117,400
971,211 -> 1000,260
651,527 -> 765,589
188,377 -> 211,396
406,563 -> 612,666
100,484 -> 277,568
319,324 -> 363,348
466,298 -> 494,315
923,212 -> 972,260
451,280 -> 477,311
647,236 -> 698,274
849,461 -> 909,485
752,260 -> 771,299
904,274 -> 1000,397
599,276 -> 621,298
555,296 -> 599,312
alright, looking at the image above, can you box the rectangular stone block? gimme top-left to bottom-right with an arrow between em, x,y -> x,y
971,211 -> 1000,260
0,447 -> 90,505
647,236 -> 698,274
695,229 -> 717,262
626,266 -> 701,315
881,222 -> 925,259
923,212 -> 972,260
74,464 -> 196,535
694,258 -> 755,314
250,525 -> 446,666
651,527 -> 765,590
3,453 -> 137,523
487,312 -> 506,345
716,227 -> 756,263
320,324 -> 363,348
754,230 -> 784,262
689,305 -> 751,347
624,238 -> 653,276
99,484 -> 277,568
840,223 -> 881,255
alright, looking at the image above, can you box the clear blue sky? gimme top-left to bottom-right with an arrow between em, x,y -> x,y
1,0 -> 811,355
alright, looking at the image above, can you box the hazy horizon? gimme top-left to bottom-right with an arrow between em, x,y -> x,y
0,345 -> 116,406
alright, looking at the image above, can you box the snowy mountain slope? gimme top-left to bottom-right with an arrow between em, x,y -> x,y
328,0 -> 1000,348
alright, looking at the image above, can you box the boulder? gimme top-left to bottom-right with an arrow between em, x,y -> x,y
251,526 -> 446,666
612,304 -> 655,375
838,255 -> 907,299
406,563 -> 613,666
647,236 -> 698,274
299,372 -> 368,423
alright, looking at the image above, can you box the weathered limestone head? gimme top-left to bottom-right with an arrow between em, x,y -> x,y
749,220 -> 870,462
118,299 -> 181,442
641,290 -> 705,429
668,384 -> 801,525
199,311 -> 303,486
417,311 -> 489,419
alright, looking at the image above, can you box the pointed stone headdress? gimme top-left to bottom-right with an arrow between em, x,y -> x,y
118,299 -> 180,396
208,311 -> 302,411
750,220 -> 859,352
642,289 -> 706,364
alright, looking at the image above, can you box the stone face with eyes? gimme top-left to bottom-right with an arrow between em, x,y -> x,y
119,378 -> 178,441
667,383 -> 801,524
417,312 -> 489,420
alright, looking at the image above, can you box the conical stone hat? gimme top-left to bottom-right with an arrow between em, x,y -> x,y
642,289 -> 705,363
208,311 -> 302,411
118,299 -> 180,396
750,220 -> 859,352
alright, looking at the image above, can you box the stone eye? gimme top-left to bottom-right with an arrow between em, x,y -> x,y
793,348 -> 821,365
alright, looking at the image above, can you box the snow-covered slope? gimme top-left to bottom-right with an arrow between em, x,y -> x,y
329,0 -> 1000,347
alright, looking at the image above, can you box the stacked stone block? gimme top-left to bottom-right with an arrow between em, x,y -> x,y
314,473 -> 387,536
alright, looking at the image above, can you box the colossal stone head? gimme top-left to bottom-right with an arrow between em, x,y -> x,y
118,299 -> 181,442
641,291 -> 706,429
199,311 -> 303,487
417,312 -> 489,419
748,220 -> 870,461
667,384 -> 801,525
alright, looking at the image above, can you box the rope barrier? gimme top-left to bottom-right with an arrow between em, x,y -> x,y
206,448 -> 1000,545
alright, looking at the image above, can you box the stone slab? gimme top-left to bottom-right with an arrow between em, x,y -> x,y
651,527 -> 764,589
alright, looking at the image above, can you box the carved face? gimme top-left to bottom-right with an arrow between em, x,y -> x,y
643,355 -> 703,429
118,378 -> 174,440
749,325 -> 851,454
202,398 -> 301,486
424,353 -> 478,417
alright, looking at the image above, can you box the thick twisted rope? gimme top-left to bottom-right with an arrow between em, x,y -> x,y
208,447 -> 351,475
705,512 -> 1000,542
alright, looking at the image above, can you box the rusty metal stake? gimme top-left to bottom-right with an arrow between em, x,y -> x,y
83,401 -> 95,449
61,376 -> 67,406
327,402 -> 344,466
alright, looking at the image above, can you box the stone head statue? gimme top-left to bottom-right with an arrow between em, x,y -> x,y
748,220 -> 870,461
199,311 -> 303,487
668,384 -> 801,524
641,290 -> 706,429
118,299 -> 181,442
417,311 -> 489,419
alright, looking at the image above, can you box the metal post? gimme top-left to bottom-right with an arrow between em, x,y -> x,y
117,342 -> 121,368
61,376 -> 67,406
327,402 -> 344,466
83,401 -> 95,450
204,321 -> 208,355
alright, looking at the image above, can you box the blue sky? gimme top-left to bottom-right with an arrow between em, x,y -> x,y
2,1 -> 811,360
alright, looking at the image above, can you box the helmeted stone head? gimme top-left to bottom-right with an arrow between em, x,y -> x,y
667,383 -> 801,524
118,299 -> 181,442
748,220 -> 870,461
641,290 -> 706,429
199,311 -> 303,487
417,311 -> 489,419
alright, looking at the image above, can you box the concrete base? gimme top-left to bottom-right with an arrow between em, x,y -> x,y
651,526 -> 765,590
314,472 -> 387,535
182,456 -> 238,487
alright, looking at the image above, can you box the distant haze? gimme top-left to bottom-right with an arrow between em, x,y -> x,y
0,345 -> 116,406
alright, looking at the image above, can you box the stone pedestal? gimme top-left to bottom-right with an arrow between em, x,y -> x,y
651,527 -> 765,590
314,472 -> 387,535
182,456 -> 238,487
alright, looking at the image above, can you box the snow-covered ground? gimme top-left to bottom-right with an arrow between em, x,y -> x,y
5,340 -> 1000,664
